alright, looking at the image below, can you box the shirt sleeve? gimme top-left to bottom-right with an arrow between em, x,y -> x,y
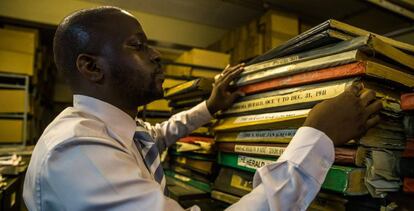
39,138 -> 200,211
143,101 -> 213,152
226,126 -> 335,211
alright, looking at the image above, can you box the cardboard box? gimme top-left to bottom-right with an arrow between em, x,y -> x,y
165,65 -> 191,78
244,36 -> 263,60
261,11 -> 299,36
0,89 -> 27,113
191,68 -> 220,79
261,10 -> 299,52
0,119 -> 23,143
0,50 -> 34,76
165,65 -> 223,79
0,28 -> 37,54
175,49 -> 230,69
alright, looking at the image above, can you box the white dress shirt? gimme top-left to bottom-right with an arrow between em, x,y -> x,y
23,95 -> 334,211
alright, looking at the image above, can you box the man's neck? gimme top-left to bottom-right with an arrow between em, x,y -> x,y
73,91 -> 138,119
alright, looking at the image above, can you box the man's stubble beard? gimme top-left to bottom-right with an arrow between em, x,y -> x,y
110,65 -> 163,107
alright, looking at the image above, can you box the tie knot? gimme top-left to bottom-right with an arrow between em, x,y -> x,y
134,129 -> 153,141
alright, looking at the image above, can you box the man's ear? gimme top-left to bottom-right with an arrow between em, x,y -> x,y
76,53 -> 104,82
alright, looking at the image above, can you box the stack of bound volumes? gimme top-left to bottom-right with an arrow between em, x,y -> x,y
163,78 -> 219,206
211,19 -> 414,207
401,93 -> 414,193
165,78 -> 213,114
137,78 -> 187,125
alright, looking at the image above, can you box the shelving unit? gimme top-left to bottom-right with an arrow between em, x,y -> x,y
0,72 -> 30,146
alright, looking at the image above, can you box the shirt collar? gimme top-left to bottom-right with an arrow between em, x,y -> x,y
73,95 -> 136,146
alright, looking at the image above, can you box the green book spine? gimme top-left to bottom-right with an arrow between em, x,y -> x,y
218,152 -> 277,173
169,150 -> 216,161
165,170 -> 212,192
217,152 -> 367,195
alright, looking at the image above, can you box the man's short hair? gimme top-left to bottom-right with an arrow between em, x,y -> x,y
53,6 -> 122,75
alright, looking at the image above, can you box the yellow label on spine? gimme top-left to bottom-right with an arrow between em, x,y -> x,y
226,82 -> 347,114
235,129 -> 296,140
174,174 -> 191,182
234,109 -> 310,124
230,174 -> 253,191
237,155 -> 276,170
235,145 -> 286,156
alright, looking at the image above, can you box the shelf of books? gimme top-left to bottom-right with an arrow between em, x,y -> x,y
210,19 -> 414,210
160,20 -> 414,210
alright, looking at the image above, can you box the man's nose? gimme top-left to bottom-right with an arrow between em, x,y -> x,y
149,47 -> 161,64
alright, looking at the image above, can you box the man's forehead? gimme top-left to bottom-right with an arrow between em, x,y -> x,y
106,11 -> 145,38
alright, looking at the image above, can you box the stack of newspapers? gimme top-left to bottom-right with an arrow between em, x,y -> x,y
162,78 -> 224,208
211,19 -> 414,208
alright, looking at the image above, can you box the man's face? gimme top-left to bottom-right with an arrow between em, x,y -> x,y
101,12 -> 164,107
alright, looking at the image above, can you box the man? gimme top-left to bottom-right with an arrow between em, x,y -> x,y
23,6 -> 382,211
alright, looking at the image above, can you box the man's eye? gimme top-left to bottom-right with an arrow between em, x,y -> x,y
128,41 -> 147,51
131,43 -> 143,49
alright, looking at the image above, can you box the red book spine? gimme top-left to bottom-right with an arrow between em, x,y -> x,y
403,178 -> 414,193
178,136 -> 214,144
403,139 -> 414,158
239,62 -> 367,95
401,93 -> 414,111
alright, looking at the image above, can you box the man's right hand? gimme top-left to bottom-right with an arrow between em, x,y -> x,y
303,83 -> 383,146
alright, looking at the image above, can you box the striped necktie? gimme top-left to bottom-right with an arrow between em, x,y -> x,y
133,126 -> 167,194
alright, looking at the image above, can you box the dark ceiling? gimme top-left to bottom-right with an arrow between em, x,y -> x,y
87,0 -> 414,35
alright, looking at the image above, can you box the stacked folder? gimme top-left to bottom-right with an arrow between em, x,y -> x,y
165,78 -> 213,114
163,78 -> 220,204
401,93 -> 414,193
211,19 -> 414,206
137,78 -> 188,124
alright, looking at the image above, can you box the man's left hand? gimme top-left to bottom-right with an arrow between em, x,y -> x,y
206,63 -> 245,114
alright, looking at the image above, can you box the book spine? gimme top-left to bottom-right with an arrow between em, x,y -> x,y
218,152 -> 364,194
324,166 -> 367,195
173,156 -> 214,175
165,170 -> 211,192
218,152 -> 276,173
335,147 -> 357,165
239,62 -> 366,95
214,167 -> 254,197
165,79 -> 199,98
401,93 -> 414,111
232,109 -> 309,124
234,129 -> 297,142
211,190 -> 241,204
235,50 -> 358,86
215,130 -> 296,143
403,178 -> 414,193
400,158 -> 414,177
403,140 -> 414,157
225,80 -> 350,115
213,109 -> 310,132
220,143 -> 356,165
232,144 -> 286,157
179,136 -> 214,143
